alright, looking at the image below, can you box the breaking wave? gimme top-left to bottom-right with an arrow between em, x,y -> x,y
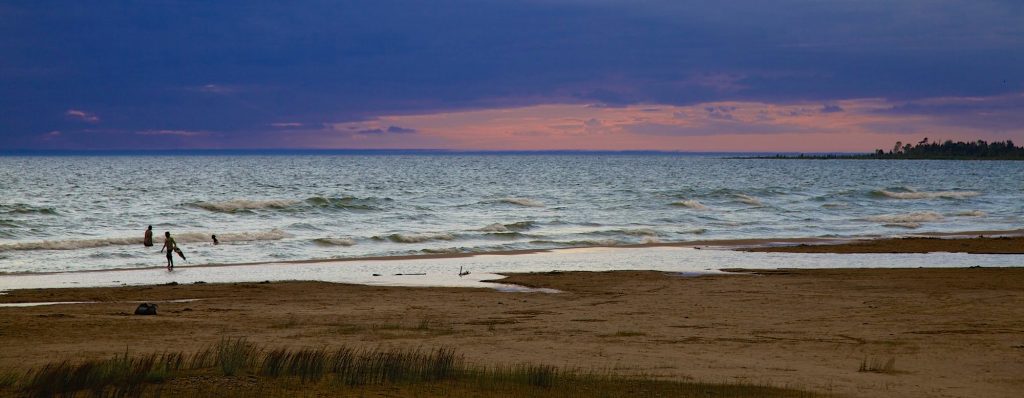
670,200 -> 708,210
379,232 -> 457,243
872,190 -> 980,200
304,196 -> 387,211
866,211 -> 943,224
735,194 -> 763,206
0,229 -> 290,252
529,239 -> 623,247
312,237 -> 356,246
498,197 -> 544,207
191,199 -> 300,213
478,221 -> 536,232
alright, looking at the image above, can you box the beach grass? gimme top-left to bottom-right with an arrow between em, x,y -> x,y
5,338 -> 826,397
858,356 -> 897,374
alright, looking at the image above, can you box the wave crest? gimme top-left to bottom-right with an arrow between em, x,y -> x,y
499,197 -> 544,207
380,232 -> 456,243
305,196 -> 385,211
735,194 -> 763,206
670,200 -> 708,210
191,199 -> 299,213
866,211 -> 943,224
313,237 -> 356,246
478,221 -> 536,232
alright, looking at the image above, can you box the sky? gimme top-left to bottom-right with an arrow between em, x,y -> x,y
1,0 -> 1022,152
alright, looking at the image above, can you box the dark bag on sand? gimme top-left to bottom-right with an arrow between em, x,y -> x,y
134,303 -> 158,315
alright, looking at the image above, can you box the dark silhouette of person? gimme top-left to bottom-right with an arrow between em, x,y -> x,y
212,234 -> 219,245
160,231 -> 177,269
144,225 -> 153,247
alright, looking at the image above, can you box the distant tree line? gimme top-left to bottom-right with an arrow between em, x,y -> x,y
754,138 -> 1024,160
866,138 -> 1024,159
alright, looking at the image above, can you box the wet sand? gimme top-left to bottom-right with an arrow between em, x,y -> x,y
1,267 -> 1023,397
743,236 -> 1024,254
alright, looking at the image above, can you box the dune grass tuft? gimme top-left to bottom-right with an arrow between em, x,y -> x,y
8,340 -> 826,397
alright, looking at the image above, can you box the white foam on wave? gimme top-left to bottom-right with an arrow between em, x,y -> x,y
735,194 -> 763,206
479,223 -> 510,232
866,211 -> 943,224
875,190 -> 980,200
192,199 -> 300,212
671,200 -> 708,210
499,197 -> 544,207
954,210 -> 987,217
622,228 -> 659,237
0,229 -> 290,252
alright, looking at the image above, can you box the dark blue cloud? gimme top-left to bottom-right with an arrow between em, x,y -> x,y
1,0 -> 1021,148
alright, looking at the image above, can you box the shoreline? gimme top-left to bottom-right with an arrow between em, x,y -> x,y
4,228 -> 1023,277
1,268 -> 1021,397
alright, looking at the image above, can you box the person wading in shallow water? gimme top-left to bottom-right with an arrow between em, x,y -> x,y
144,225 -> 153,247
160,231 -> 177,270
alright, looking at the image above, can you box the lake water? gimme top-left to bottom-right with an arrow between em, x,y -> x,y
1,154 -> 1022,274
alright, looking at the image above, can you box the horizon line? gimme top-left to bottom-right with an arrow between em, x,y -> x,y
0,148 -> 869,156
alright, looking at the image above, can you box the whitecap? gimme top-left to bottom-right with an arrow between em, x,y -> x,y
670,200 -> 708,210
385,232 -> 456,243
735,194 -> 763,206
865,211 -> 943,224
191,199 -> 300,212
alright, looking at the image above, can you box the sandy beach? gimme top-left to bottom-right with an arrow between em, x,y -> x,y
2,262 -> 1023,397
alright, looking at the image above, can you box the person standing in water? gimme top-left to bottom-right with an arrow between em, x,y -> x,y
160,231 -> 177,269
144,225 -> 153,247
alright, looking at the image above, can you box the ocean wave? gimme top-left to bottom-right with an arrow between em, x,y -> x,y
670,200 -> 708,210
734,194 -> 763,206
0,229 -> 290,252
866,211 -> 943,224
305,196 -> 386,211
379,232 -> 456,243
954,210 -> 986,217
478,221 -> 536,232
421,247 -> 462,254
586,228 -> 659,237
0,203 -> 58,215
872,190 -> 980,200
498,197 -> 544,207
190,199 -> 300,213
529,239 -> 622,247
883,222 -> 921,229
483,232 -> 526,239
312,237 -> 356,246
